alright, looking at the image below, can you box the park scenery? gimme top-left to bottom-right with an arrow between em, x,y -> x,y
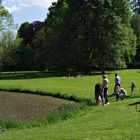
1,0 -> 140,140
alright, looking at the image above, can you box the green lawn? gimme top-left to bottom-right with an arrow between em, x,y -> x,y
0,69 -> 139,100
0,69 -> 140,139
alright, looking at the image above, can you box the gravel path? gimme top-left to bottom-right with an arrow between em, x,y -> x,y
0,91 -> 75,122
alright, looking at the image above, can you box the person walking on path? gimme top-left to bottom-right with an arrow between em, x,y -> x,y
102,75 -> 109,105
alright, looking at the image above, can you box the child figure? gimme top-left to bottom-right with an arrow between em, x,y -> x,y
131,81 -> 136,97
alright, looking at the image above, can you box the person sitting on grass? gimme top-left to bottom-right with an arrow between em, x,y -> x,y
95,82 -> 105,106
115,86 -> 127,100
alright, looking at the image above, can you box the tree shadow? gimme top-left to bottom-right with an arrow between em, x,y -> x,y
0,70 -> 112,80
128,101 -> 140,112
0,71 -> 65,80
128,101 -> 140,106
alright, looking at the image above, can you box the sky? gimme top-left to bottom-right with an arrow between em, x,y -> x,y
2,0 -> 57,26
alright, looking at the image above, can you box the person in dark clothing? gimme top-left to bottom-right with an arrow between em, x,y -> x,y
131,81 -> 136,97
95,83 -> 104,106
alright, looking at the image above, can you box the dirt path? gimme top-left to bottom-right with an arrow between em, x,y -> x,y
0,91 -> 76,122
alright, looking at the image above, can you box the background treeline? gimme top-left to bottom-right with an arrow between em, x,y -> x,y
0,0 -> 140,72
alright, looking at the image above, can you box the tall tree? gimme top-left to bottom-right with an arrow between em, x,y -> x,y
16,21 -> 45,70
0,6 -> 15,32
17,21 -> 44,46
88,0 -> 136,69
45,0 -> 136,71
131,14 -> 140,67
0,6 -> 18,71
44,0 -> 69,70
32,28 -> 47,70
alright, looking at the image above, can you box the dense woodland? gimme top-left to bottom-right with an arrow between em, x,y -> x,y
0,0 -> 140,72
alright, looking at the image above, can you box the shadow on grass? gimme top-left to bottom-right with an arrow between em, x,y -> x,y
128,101 -> 140,106
0,71 -> 65,80
128,101 -> 140,112
0,70 -> 114,80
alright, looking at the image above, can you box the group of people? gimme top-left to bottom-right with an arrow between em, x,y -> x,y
95,73 -> 136,106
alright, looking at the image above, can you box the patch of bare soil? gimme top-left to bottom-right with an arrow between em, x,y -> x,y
0,91 -> 76,122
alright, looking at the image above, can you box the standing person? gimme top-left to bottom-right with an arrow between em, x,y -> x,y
114,73 -> 122,99
115,73 -> 122,87
95,82 -> 104,106
102,75 -> 109,104
131,81 -> 136,97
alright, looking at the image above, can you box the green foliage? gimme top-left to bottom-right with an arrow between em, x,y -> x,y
0,6 -> 16,31
44,0 -> 69,70
16,21 -> 46,70
0,1 -> 137,71
131,14 -> 140,67
133,0 -> 140,13
0,32 -> 35,71
44,0 -> 136,71
0,31 -> 19,71
0,6 -> 18,71
0,120 -> 19,130
17,21 -> 44,46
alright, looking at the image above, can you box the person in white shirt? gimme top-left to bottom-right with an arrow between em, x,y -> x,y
114,73 -> 122,100
115,73 -> 122,87
102,75 -> 109,104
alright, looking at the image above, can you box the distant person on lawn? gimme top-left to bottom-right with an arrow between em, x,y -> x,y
115,86 -> 127,100
115,73 -> 122,87
131,81 -> 136,97
114,73 -> 122,98
102,75 -> 110,105
95,83 -> 104,106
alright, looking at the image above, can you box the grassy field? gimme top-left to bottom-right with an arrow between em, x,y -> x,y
0,69 -> 140,139
0,69 -> 139,101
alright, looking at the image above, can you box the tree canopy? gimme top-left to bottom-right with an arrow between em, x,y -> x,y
0,1 -> 138,72
44,0 -> 136,71
0,6 -> 15,32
